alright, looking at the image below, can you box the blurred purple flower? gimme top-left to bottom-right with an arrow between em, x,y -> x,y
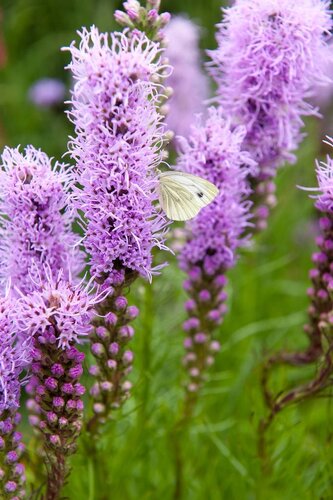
208,0 -> 332,230
209,0 -> 332,173
262,141 -> 333,419
165,16 -> 209,139
28,78 -> 66,108
0,146 -> 84,295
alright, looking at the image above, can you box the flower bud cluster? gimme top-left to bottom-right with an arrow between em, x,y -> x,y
0,412 -> 26,499
182,266 -> 227,393
114,0 -> 171,43
88,275 -> 140,425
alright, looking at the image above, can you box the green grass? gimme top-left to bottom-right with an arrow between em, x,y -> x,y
2,1 -> 333,498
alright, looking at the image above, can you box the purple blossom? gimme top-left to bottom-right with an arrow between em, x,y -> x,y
64,27 -> 171,285
0,146 -> 83,295
209,0 -> 332,174
310,40 -> 333,110
178,107 -> 256,275
16,270 -> 97,350
0,297 -> 29,499
164,16 -> 209,139
114,1 -> 171,43
177,107 -> 255,394
314,140 -> 333,213
17,272 -> 97,498
28,78 -> 66,108
0,297 -> 30,414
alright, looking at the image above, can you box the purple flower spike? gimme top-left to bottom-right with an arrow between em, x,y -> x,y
0,296 -> 30,499
64,27 -> 171,285
0,145 -> 84,295
209,0 -> 332,229
177,107 -> 255,395
165,17 -> 209,140
63,25 -> 172,430
178,107 -> 255,276
15,272 -> 97,498
261,141 -> 333,423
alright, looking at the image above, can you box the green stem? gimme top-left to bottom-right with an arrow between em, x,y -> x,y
139,281 -> 154,423
137,281 -> 154,479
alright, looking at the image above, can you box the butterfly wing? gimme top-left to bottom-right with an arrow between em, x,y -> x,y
158,171 -> 219,221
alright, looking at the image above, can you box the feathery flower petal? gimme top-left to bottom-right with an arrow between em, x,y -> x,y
64,27 -> 171,285
16,270 -> 96,350
0,146 -> 83,295
209,0 -> 332,173
16,270 -> 97,497
0,297 -> 30,500
178,107 -> 255,275
314,140 -> 333,213
177,107 -> 256,394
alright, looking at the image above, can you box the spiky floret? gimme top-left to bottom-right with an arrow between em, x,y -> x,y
0,146 -> 83,295
64,27 -> 171,285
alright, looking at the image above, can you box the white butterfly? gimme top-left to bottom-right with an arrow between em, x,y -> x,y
158,170 -> 219,221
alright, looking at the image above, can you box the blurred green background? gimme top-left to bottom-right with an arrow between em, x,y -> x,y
1,1 -> 332,499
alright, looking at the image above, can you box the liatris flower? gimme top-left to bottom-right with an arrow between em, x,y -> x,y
165,17 -> 209,140
64,27 -> 171,426
17,271 -> 96,499
177,107 -> 256,397
311,46 -> 333,111
0,297 -> 30,499
0,145 -> 83,295
260,140 -> 333,455
209,0 -> 332,229
65,27 -> 170,285
28,78 -> 66,108
0,144 -> 85,495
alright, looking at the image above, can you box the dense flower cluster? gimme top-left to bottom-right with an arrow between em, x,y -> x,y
0,412 -> 26,499
165,17 -> 209,139
301,145 -> 333,359
0,297 -> 30,499
20,272 -> 97,497
178,107 -> 255,275
0,146 -> 82,295
209,0 -> 332,174
114,0 -> 171,43
178,107 -> 256,392
65,27 -> 170,286
88,287 -> 139,426
0,300 -> 29,414
64,26 -> 172,427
